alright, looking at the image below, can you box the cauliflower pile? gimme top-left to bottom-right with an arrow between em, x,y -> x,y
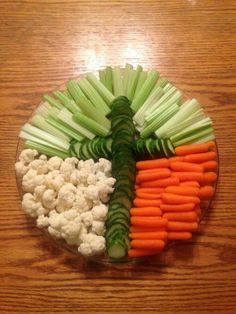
15,149 -> 116,257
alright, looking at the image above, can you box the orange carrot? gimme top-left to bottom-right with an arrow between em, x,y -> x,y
168,156 -> 184,162
165,185 -> 199,196
199,185 -> 214,199
129,231 -> 168,240
137,168 -> 171,182
184,151 -> 216,163
167,221 -> 198,231
170,161 -> 204,173
128,249 -> 161,257
131,239 -> 165,250
167,232 -> 192,240
133,198 -> 163,207
194,204 -> 202,217
130,207 -> 162,216
136,187 -> 165,194
204,172 -> 217,184
180,181 -> 200,188
175,142 -> 210,156
163,211 -> 198,222
160,203 -> 195,212
136,158 -> 169,170
131,217 -> 168,228
171,171 -> 204,183
206,141 -> 216,150
201,160 -> 218,171
130,226 -> 165,233
135,191 -> 162,199
138,168 -> 170,174
162,193 -> 200,205
140,177 -> 179,188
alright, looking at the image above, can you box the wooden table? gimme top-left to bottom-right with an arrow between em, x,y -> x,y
1,1 -> 236,313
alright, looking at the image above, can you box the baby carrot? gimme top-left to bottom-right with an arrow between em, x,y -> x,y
130,226 -> 165,233
133,198 -> 163,207
136,158 -> 169,170
136,187 -> 165,194
131,239 -> 166,250
163,211 -> 198,222
162,193 -> 200,205
170,161 -> 204,173
168,156 -> 184,162
175,142 -> 209,156
135,191 -> 162,199
180,181 -> 200,188
199,185 -> 214,199
184,151 -> 216,163
129,231 -> 168,240
130,207 -> 162,216
206,141 -> 216,150
167,232 -> 192,240
201,160 -> 218,171
204,172 -> 217,184
194,204 -> 202,217
128,249 -> 161,257
138,168 -> 170,174
160,203 -> 195,212
171,171 -> 204,183
137,168 -> 171,182
140,177 -> 179,188
131,217 -> 168,228
165,185 -> 199,196
167,221 -> 198,231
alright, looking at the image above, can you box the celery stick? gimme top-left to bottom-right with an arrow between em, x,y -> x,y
173,127 -> 214,147
157,78 -> 169,88
22,123 -> 69,151
133,86 -> 164,126
123,64 -> 133,96
163,82 -> 173,92
57,108 -> 95,140
30,114 -> 71,142
25,140 -> 69,159
131,70 -> 159,112
87,73 -> 115,105
190,133 -> 215,144
112,66 -> 124,97
73,112 -> 109,137
53,90 -> 80,113
43,94 -> 63,110
64,90 -> 73,99
104,66 -> 113,93
99,69 -> 107,86
67,80 -> 84,104
34,102 -> 52,118
76,96 -> 111,130
127,65 -> 143,101
134,71 -> 148,98
78,78 -> 110,115
20,131 -> 68,152
46,116 -> 84,142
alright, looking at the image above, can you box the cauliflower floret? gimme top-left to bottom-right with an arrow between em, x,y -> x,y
47,156 -> 63,171
87,173 -> 97,185
70,169 -> 82,186
97,158 -> 112,175
96,181 -> 115,201
22,193 -> 47,217
22,169 -> 38,193
15,161 -> 29,177
19,149 -> 38,164
39,154 -> 47,161
91,221 -> 105,236
37,215 -> 49,228
45,170 -> 65,191
30,159 -> 48,174
91,204 -> 108,221
56,183 -> 77,212
83,159 -> 96,173
78,233 -> 105,256
80,211 -> 93,227
42,189 -> 57,210
60,159 -> 77,181
34,185 -> 47,201
71,192 -> 93,213
76,169 -> 90,185
84,185 -> 99,202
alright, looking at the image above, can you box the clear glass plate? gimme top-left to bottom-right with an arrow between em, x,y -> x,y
15,71 -> 219,264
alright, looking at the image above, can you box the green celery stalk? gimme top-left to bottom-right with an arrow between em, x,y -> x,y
131,70 -> 159,112
104,66 -> 113,93
173,127 -> 214,147
99,69 -> 107,86
157,78 -> 170,88
43,94 -> 63,110
25,140 -> 69,159
73,112 -> 109,137
126,65 -> 143,101
112,66 -> 124,97
53,90 -> 80,113
134,71 -> 148,98
34,102 -> 52,118
123,63 -> 133,96
67,80 -> 84,104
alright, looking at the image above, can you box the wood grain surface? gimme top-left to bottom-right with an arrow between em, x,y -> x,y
1,1 -> 236,313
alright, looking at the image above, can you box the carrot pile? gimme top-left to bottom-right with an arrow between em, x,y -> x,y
128,141 -> 217,258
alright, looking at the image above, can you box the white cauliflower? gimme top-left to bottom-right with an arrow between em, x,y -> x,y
45,170 -> 65,191
22,193 -> 47,217
97,158 -> 112,175
86,173 -> 97,185
71,192 -> 92,213
39,154 -> 47,161
91,204 -> 108,221
60,158 -> 78,181
91,221 -> 105,236
42,189 -> 57,210
19,149 -> 38,164
47,156 -> 63,171
84,185 -> 100,202
78,233 -> 105,257
30,159 -> 48,174
37,215 -> 50,228
80,211 -> 93,227
22,169 -> 38,193
15,161 -> 29,177
57,183 -> 77,212
34,185 -> 47,201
